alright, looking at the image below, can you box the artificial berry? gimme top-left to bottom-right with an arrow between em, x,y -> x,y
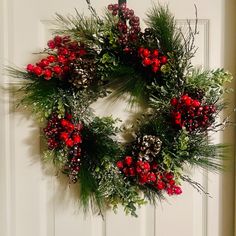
142,57 -> 152,66
26,64 -> 34,72
33,66 -> 43,76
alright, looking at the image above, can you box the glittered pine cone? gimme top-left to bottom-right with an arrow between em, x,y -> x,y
136,135 -> 162,162
69,58 -> 97,89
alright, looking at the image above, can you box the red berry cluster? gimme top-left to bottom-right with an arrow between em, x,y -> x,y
26,35 -> 87,80
138,47 -> 168,73
117,156 -> 182,195
43,113 -> 83,182
170,94 -> 216,132
108,3 -> 140,47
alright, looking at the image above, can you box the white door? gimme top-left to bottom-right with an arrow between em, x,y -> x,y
0,0 -> 235,236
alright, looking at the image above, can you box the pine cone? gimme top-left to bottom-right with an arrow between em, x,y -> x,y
186,88 -> 205,101
136,135 -> 162,161
69,58 -> 97,89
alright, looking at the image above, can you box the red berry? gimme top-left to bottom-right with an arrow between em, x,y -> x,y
53,65 -> 62,74
142,57 -> 152,66
117,161 -> 124,169
185,97 -> 192,106
170,98 -> 178,106
148,172 -> 156,182
33,66 -> 43,76
142,49 -> 150,58
174,112 -> 181,119
54,36 -> 62,45
174,186 -> 182,195
47,40 -> 56,49
26,64 -> 34,72
40,59 -> 50,67
161,56 -> 168,64
125,156 -> 133,166
47,55 -> 56,63
167,187 -> 174,195
61,119 -> 68,127
156,181 -> 165,190
152,58 -> 160,67
181,94 -> 189,101
152,66 -> 159,73
67,123 -> 75,131
58,48 -> 69,55
129,168 -> 136,176
65,138 -> 74,147
192,100 -> 201,107
73,135 -> 82,144
169,179 -> 175,186
165,172 -> 174,180
136,166 -> 142,173
152,49 -> 159,57
138,47 -> 144,55
139,174 -> 148,184
60,132 -> 69,141
57,55 -> 67,64
44,69 -> 52,80
143,162 -> 150,171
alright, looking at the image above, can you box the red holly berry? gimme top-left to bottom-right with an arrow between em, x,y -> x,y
142,57 -> 152,66
40,59 -> 50,67
174,112 -> 181,119
125,156 -> 133,166
33,66 -> 43,76
152,58 -> 160,67
165,172 -> 174,180
192,100 -> 201,107
170,97 -> 178,106
142,49 -> 150,58
129,168 -> 136,176
167,187 -> 174,195
65,138 -> 74,147
161,56 -> 168,64
139,174 -> 148,184
26,64 -> 34,72
73,135 -> 82,144
156,181 -> 165,190
152,66 -> 159,73
138,47 -> 144,55
53,65 -> 62,74
169,179 -> 175,186
116,161 -> 124,169
44,69 -> 52,80
47,40 -> 56,49
47,55 -> 56,63
174,186 -> 182,195
185,97 -> 192,106
54,36 -> 62,46
152,49 -> 159,57
60,132 -> 69,141
61,119 -> 68,127
148,172 -> 156,182
57,55 -> 67,64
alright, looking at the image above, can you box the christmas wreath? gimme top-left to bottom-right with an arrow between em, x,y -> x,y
8,1 -> 233,216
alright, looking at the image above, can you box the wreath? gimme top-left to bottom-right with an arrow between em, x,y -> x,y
8,2 -> 233,216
